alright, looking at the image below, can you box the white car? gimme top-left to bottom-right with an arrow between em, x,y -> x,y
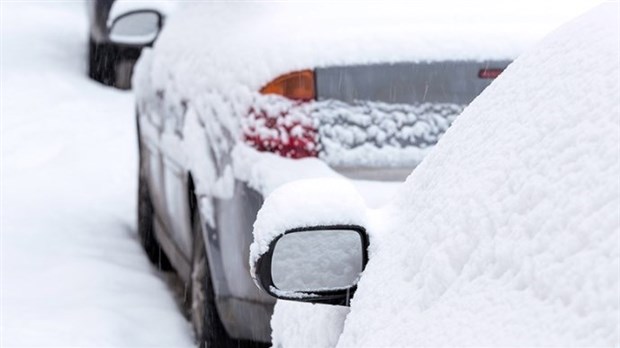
251,3 -> 619,347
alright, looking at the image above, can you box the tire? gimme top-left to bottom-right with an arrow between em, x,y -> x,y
88,38 -> 118,86
137,154 -> 172,271
189,200 -> 241,348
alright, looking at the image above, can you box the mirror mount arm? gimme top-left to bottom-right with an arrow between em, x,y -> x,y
254,224 -> 369,306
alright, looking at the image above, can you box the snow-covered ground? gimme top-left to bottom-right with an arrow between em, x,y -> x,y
1,3 -> 193,346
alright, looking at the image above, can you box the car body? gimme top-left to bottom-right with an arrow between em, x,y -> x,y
131,2 -> 571,345
250,3 -> 619,347
86,0 -> 173,88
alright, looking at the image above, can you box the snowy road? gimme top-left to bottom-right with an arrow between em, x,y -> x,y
1,3 -> 194,346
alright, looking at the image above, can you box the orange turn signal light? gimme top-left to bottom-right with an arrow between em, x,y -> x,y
260,70 -> 315,101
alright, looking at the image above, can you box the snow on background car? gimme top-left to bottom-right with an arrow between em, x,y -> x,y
134,0 -> 598,244
256,2 -> 619,347
1,3 -> 193,346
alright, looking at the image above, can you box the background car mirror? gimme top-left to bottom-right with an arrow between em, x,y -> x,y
254,225 -> 369,306
108,10 -> 161,46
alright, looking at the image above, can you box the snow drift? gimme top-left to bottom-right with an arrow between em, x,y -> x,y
1,3 -> 193,346
264,2 -> 618,347
338,3 -> 619,346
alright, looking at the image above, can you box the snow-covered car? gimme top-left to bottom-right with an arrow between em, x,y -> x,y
87,0 -> 173,88
132,2 -> 584,346
251,3 -> 619,347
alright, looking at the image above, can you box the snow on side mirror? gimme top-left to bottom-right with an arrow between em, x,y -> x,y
254,225 -> 369,306
108,10 -> 162,46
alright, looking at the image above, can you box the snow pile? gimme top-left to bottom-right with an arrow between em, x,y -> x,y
1,3 -> 193,346
334,3 -> 619,346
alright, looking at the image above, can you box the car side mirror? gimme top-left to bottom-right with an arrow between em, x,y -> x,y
108,10 -> 162,46
253,225 -> 369,306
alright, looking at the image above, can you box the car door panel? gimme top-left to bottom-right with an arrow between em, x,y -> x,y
161,155 -> 193,258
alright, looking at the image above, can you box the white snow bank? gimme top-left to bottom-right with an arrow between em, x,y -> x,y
335,2 -> 620,346
1,3 -> 193,346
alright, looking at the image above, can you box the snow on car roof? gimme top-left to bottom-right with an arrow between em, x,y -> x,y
144,0 -> 598,94
330,2 -> 618,346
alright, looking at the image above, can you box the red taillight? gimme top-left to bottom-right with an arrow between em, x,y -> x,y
244,106 -> 318,158
478,68 -> 504,79
246,70 -> 318,158
244,101 -> 318,159
260,70 -> 316,101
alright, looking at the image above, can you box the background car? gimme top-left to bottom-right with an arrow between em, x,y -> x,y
250,3 -> 619,347
86,0 -> 173,88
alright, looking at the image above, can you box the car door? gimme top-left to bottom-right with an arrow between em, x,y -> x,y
139,105 -> 169,238
140,93 -> 194,267
157,98 -> 194,261
160,153 -> 193,259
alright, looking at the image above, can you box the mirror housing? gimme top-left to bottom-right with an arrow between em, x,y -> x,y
253,225 -> 369,306
108,10 -> 162,46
